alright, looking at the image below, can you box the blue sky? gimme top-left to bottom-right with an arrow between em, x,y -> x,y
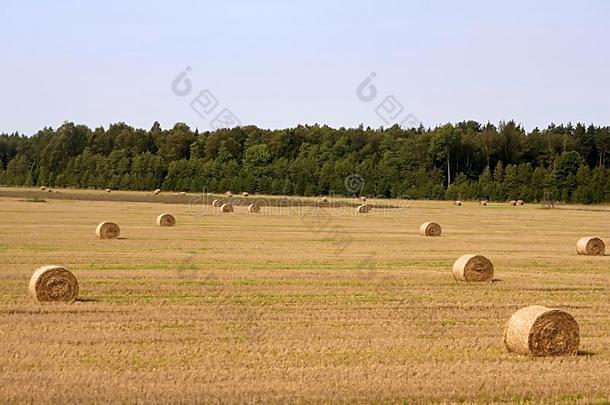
1,0 -> 609,134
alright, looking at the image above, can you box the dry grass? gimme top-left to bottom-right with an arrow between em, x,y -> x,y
1,190 -> 610,403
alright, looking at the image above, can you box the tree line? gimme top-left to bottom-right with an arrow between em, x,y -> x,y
0,120 -> 609,203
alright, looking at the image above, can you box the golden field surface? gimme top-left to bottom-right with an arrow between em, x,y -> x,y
1,188 -> 610,404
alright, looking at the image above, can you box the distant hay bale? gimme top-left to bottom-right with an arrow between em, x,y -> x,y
225,191 -> 232,197
509,200 -> 516,206
453,200 -> 462,206
361,196 -> 367,202
180,192 -> 186,196
322,197 -> 328,203
480,200 -> 488,206
242,192 -> 249,197
504,305 -> 579,357
96,221 -> 120,239
516,200 -> 524,205
248,203 -> 260,213
221,203 -> 234,213
156,213 -> 176,227
153,188 -> 161,195
576,237 -> 605,256
39,186 -> 46,191
419,222 -> 442,237
356,204 -> 369,214
47,189 -> 53,193
452,254 -> 494,282
212,199 -> 222,207
105,188 -> 112,193
29,265 -> 79,303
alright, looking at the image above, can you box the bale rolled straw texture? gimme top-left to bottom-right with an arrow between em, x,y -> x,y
509,200 -> 516,206
419,222 -> 442,237
212,199 -> 222,207
516,199 -> 524,205
153,188 -> 161,195
39,186 -> 46,191
157,213 -> 176,227
248,203 -> 260,213
221,203 -> 234,213
504,305 -> 579,356
452,254 -> 494,282
96,221 -> 120,239
29,265 -> 79,303
225,191 -> 232,197
480,200 -> 488,206
105,188 -> 112,193
356,204 -> 369,214
453,200 -> 462,206
242,192 -> 249,197
576,237 -> 605,256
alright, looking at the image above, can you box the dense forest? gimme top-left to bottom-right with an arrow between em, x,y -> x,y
0,121 -> 609,203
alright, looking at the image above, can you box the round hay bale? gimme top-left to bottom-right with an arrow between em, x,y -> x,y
39,186 -> 46,191
248,203 -> 260,213
47,189 -> 53,193
105,188 -> 112,193
221,203 -> 234,213
419,222 -> 442,237
153,188 -> 161,195
156,213 -> 176,227
516,200 -> 524,206
453,200 -> 462,206
576,237 -> 605,256
242,192 -> 249,197
29,265 -> 79,303
356,204 -> 369,214
180,191 -> 186,196
322,197 -> 328,203
225,191 -> 232,197
509,200 -> 516,206
96,221 -> 120,239
360,196 -> 367,202
480,200 -> 488,206
212,199 -> 222,207
504,305 -> 579,357
452,254 -> 494,282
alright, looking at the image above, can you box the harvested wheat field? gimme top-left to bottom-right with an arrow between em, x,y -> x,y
1,189 -> 610,403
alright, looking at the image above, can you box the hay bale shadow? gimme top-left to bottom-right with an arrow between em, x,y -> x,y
76,297 -> 99,303
578,350 -> 595,357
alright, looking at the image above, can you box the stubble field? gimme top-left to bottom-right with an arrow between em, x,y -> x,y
1,188 -> 610,403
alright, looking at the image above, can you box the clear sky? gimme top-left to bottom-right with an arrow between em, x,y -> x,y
1,0 -> 609,135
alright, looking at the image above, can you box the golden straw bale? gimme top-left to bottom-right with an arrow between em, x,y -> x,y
504,305 -> 579,356
452,254 -> 494,282
576,237 -> 605,256
419,222 -> 442,237
29,265 -> 79,303
96,222 -> 120,239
